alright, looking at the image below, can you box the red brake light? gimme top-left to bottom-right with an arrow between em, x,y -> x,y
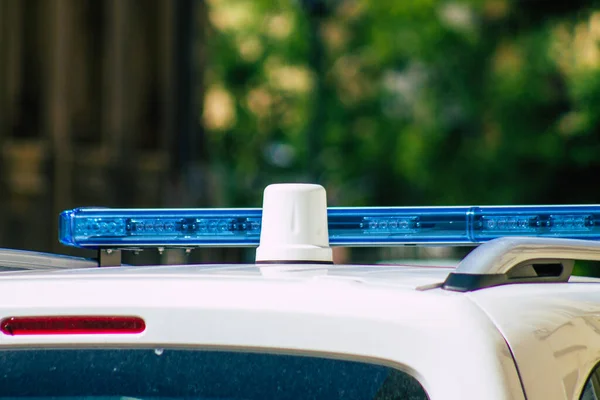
0,316 -> 146,335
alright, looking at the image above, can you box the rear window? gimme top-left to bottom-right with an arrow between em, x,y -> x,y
0,348 -> 428,400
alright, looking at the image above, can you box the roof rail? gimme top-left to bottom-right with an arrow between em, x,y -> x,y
0,249 -> 98,271
442,237 -> 600,292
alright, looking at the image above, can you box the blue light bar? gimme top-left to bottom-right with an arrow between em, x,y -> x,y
59,205 -> 600,249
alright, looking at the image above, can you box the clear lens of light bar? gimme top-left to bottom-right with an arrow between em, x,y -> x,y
330,206 -> 600,244
59,205 -> 600,249
59,208 -> 262,248
329,207 -> 471,244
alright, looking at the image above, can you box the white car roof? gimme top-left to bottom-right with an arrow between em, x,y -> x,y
1,254 -> 600,399
0,261 -> 524,399
0,262 -> 453,286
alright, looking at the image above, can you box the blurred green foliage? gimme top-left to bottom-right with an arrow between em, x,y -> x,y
201,0 -> 600,270
574,260 -> 600,276
203,0 -> 600,212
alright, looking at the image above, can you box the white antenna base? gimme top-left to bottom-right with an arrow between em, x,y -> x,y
255,184 -> 333,264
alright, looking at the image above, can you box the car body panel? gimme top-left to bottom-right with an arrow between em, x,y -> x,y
470,282 -> 600,400
0,264 -> 524,399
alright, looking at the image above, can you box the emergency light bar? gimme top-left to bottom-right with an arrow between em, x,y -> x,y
59,205 -> 600,249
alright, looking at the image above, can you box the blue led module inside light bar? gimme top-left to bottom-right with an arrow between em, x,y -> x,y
59,208 -> 263,248
59,205 -> 600,249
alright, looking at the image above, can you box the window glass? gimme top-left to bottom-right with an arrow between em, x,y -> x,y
0,348 -> 428,400
580,363 -> 600,400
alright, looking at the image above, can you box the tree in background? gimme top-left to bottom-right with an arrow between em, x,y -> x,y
203,0 -> 600,209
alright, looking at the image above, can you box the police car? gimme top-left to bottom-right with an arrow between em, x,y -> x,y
1,183 -> 600,400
